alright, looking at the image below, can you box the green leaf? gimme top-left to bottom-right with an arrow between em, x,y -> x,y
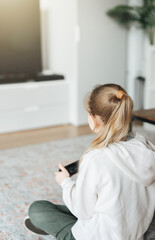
106,2 -> 155,44
106,5 -> 139,27
134,5 -> 155,28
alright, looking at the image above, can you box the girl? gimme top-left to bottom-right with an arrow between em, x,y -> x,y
25,84 -> 155,240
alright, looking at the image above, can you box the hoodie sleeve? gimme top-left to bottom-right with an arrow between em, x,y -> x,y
61,151 -> 99,219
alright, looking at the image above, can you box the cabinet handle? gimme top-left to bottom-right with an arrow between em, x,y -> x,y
25,106 -> 40,112
24,84 -> 39,89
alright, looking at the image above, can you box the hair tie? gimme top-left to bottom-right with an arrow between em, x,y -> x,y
116,90 -> 125,100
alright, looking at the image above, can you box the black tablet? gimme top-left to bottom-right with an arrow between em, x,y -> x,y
59,160 -> 79,176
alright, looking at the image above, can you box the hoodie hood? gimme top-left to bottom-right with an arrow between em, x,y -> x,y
107,132 -> 155,186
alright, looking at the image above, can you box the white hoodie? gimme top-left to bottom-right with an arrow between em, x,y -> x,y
61,133 -> 155,240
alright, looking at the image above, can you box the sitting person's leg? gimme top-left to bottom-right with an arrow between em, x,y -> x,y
28,200 -> 77,240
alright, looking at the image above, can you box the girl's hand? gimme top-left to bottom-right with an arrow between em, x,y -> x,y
55,164 -> 70,185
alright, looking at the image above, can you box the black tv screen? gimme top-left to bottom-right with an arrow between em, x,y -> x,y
0,0 -> 42,77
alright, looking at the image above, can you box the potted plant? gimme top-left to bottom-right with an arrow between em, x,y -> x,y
106,0 -> 155,45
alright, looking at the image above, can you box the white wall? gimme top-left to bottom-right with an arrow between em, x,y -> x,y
44,0 -> 78,125
42,0 -> 127,126
126,0 -> 144,109
48,0 -> 76,76
40,0 -> 128,126
74,0 -> 127,125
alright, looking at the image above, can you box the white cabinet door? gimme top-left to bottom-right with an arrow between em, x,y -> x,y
0,80 -> 69,133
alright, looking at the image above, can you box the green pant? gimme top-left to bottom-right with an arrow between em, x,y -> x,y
28,200 -> 77,240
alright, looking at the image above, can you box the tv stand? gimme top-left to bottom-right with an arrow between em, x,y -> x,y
0,74 -> 64,84
35,74 -> 64,82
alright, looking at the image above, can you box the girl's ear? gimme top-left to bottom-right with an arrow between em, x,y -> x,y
88,114 -> 96,131
88,113 -> 103,133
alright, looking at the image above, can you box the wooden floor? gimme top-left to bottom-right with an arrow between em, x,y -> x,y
0,120 -> 142,150
0,124 -> 92,150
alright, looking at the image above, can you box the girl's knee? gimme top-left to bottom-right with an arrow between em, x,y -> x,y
28,200 -> 51,217
28,200 -> 55,216
28,200 -> 55,229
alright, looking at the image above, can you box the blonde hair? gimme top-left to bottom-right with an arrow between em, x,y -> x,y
79,83 -> 133,165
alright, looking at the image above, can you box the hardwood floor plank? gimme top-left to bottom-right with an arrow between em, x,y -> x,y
0,120 -> 142,150
0,124 -> 92,150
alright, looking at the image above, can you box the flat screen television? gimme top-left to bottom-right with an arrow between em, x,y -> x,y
0,0 -> 42,83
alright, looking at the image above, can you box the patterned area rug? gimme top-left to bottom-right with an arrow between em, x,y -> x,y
0,125 -> 154,240
0,133 -> 95,240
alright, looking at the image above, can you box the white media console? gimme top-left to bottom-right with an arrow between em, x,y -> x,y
0,80 -> 69,134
